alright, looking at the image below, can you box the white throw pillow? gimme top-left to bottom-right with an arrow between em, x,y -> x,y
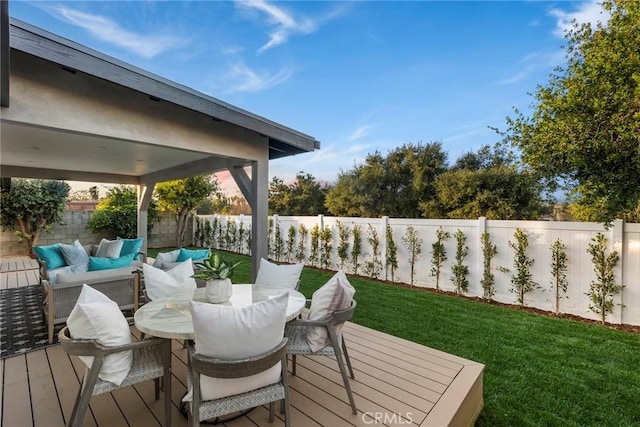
142,261 -> 196,300
66,285 -> 132,385
183,293 -> 288,402
59,239 -> 90,266
255,258 -> 304,290
307,270 -> 356,352
152,249 -> 181,269
95,238 -> 124,259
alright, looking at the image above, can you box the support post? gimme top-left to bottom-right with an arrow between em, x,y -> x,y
137,183 -> 155,254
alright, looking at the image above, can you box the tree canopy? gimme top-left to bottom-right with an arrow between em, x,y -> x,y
155,175 -> 221,247
421,145 -> 546,219
503,0 -> 640,224
325,142 -> 448,218
0,179 -> 70,256
87,185 -> 158,239
268,172 -> 328,215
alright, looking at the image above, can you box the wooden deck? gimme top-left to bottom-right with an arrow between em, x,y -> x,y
0,260 -> 484,427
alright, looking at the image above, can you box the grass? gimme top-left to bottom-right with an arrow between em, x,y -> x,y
149,248 -> 640,426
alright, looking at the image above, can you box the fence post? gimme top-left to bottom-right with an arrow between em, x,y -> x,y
318,214 -> 324,267
612,219 -> 624,324
382,216 -> 389,281
478,217 -> 486,295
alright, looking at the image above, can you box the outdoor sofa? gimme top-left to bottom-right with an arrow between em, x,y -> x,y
34,238 -> 145,343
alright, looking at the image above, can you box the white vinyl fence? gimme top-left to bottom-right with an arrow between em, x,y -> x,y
194,214 -> 640,326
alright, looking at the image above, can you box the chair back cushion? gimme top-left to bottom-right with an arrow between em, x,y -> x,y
255,258 -> 304,289
152,249 -> 181,269
177,248 -> 210,262
185,293 -> 288,401
143,261 -> 196,300
307,270 -> 356,352
67,285 -> 132,385
59,239 -> 90,266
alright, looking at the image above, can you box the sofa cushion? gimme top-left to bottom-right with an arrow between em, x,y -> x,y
59,240 -> 90,266
33,244 -> 66,270
152,249 -> 180,269
183,293 -> 287,401
117,237 -> 144,261
67,285 -> 132,385
89,254 -> 134,271
255,258 -> 304,289
95,238 -> 124,259
57,266 -> 134,284
176,248 -> 209,263
47,262 -> 89,284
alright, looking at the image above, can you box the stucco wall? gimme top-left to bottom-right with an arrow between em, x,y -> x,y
0,202 -> 190,258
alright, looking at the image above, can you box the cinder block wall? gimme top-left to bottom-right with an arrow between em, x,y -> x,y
0,202 -> 190,258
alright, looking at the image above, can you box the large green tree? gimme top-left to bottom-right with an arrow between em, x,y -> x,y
421,145 -> 546,219
503,0 -> 640,224
87,185 -> 158,239
268,172 -> 328,215
155,175 -> 221,247
325,142 -> 448,217
0,179 -> 70,256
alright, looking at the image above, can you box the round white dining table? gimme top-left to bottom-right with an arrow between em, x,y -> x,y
134,285 -> 307,340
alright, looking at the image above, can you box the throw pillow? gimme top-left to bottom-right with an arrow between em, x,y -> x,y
176,248 -> 209,263
255,258 -> 304,289
47,262 -> 89,284
67,285 -> 132,385
117,237 -> 144,260
307,270 -> 356,352
142,261 -> 196,300
88,254 -> 134,271
59,239 -> 90,266
152,249 -> 181,269
95,238 -> 124,259
183,293 -> 288,401
33,244 -> 66,269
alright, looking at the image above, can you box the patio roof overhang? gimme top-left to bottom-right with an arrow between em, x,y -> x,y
0,16 -> 320,276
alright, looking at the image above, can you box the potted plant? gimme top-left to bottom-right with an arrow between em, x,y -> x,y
192,252 -> 241,303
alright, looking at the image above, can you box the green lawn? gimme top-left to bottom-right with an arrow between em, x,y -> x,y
149,249 -> 640,426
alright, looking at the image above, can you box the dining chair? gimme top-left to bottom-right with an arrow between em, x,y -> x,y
58,326 -> 172,427
285,299 -> 357,414
188,338 -> 291,427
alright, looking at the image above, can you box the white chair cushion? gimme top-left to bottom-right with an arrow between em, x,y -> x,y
184,293 -> 288,402
307,270 -> 356,352
95,238 -> 124,259
152,249 -> 181,269
142,261 -> 196,301
66,285 -> 132,385
255,258 -> 304,289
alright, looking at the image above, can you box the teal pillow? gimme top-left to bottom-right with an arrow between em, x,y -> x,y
117,237 -> 144,260
88,253 -> 134,271
33,244 -> 66,269
176,248 -> 210,262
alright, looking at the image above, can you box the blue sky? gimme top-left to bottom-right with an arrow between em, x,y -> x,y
10,0 -> 608,193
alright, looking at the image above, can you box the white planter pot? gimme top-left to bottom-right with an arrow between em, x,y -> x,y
205,278 -> 232,303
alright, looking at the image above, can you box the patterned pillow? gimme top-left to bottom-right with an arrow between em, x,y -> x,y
95,238 -> 124,258
59,240 -> 90,266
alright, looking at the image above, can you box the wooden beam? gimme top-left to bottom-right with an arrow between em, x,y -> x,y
137,183 -> 155,254
250,160 -> 269,281
140,156 -> 244,185
0,165 -> 140,184
1,0 -> 9,107
228,165 -> 252,206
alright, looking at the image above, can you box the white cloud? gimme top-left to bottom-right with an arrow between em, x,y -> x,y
548,0 -> 610,37
235,0 -> 347,52
349,125 -> 373,141
51,6 -> 185,58
498,49 -> 565,85
220,62 -> 294,93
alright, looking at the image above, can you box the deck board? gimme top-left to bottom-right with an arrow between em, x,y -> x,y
1,259 -> 484,427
